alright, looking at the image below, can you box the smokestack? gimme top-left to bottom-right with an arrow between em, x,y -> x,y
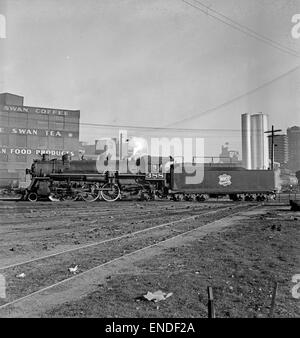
241,114 -> 252,169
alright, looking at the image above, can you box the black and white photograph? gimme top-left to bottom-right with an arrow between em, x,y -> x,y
0,0 -> 299,324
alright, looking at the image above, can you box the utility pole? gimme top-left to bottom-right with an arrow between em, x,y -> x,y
265,125 -> 282,170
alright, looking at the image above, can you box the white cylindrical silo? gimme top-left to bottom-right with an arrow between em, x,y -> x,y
251,114 -> 259,169
241,114 -> 252,169
251,113 -> 269,169
262,114 -> 269,169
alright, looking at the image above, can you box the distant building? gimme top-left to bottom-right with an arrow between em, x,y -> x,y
296,170 -> 300,186
241,113 -> 269,169
268,134 -> 288,167
0,93 -> 80,187
79,141 -> 96,157
79,138 -> 120,159
219,143 -> 241,164
95,138 -> 118,157
287,126 -> 300,172
79,136 -> 139,160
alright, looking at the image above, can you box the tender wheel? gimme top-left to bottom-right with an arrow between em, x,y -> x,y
171,194 -> 179,201
81,184 -> 101,202
100,183 -> 121,202
28,192 -> 38,202
196,194 -> 206,202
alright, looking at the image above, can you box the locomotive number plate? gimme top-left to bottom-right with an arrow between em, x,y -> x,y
145,173 -> 164,180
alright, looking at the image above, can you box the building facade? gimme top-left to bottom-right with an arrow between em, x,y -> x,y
287,126 -> 300,173
268,134 -> 288,167
0,93 -> 80,187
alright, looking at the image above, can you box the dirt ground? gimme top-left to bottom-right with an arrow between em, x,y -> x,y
0,200 -> 299,318
40,206 -> 299,318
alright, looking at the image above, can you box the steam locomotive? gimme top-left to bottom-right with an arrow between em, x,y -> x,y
24,154 -> 280,202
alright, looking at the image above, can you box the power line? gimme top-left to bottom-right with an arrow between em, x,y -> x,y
181,0 -> 300,58
84,3 -> 298,131
1,110 -> 287,134
166,64 -> 300,127
0,113 -> 241,132
192,0 -> 300,56
78,122 -> 240,133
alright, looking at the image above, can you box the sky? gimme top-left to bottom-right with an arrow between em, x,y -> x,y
0,0 -> 299,157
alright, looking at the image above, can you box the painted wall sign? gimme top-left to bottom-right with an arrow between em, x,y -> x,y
0,127 -> 78,138
0,147 -> 75,157
1,105 -> 80,117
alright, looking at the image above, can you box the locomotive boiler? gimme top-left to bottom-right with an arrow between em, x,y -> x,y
26,154 -> 167,202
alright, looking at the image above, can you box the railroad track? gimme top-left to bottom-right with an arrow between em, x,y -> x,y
0,203 -> 257,313
0,203 -> 234,264
0,203 -> 229,232
0,208 -> 222,244
0,205 -> 235,271
0,199 -> 242,215
0,201 -> 225,222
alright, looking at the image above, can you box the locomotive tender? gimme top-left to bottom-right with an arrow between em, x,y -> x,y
24,154 -> 280,202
